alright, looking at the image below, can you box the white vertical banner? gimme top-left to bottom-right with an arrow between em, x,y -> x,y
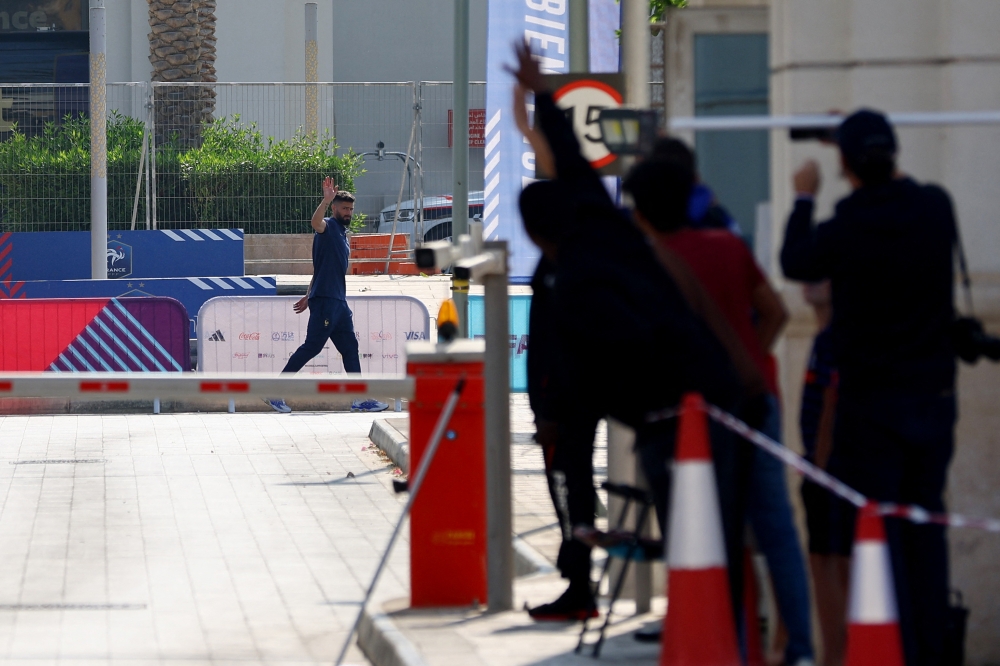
484,0 -> 570,279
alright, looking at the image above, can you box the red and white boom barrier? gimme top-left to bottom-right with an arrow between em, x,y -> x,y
0,372 -> 414,401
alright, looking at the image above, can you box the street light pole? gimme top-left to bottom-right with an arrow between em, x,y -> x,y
620,0 -> 650,107
452,0 -> 470,337
90,0 -> 108,279
569,0 -> 590,73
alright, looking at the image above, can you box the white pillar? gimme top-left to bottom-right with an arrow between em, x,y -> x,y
304,2 -> 318,136
90,0 -> 108,279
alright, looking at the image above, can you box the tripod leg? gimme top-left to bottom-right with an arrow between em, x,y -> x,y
576,497 -> 633,654
593,505 -> 652,658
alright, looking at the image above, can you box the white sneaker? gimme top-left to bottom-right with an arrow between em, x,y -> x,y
351,399 -> 388,413
263,398 -> 292,413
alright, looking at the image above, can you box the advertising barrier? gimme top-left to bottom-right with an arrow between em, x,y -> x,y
0,297 -> 190,372
0,229 -> 244,282
1,275 -> 276,337
197,295 -> 430,375
469,294 -> 528,392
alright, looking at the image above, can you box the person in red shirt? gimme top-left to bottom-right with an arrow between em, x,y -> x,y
625,157 -> 815,666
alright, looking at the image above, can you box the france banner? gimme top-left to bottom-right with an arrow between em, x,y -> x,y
484,0 -> 619,279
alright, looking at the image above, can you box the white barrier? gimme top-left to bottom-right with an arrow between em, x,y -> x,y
196,296 -> 430,374
0,373 -> 413,401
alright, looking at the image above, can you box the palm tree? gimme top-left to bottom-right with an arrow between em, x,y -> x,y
147,0 -> 217,147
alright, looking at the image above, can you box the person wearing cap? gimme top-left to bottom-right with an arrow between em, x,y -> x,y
781,110 -> 957,666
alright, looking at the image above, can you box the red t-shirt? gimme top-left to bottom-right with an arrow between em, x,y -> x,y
659,228 -> 777,394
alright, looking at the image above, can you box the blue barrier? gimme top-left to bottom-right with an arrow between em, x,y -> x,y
8,276 -> 276,338
468,294 -> 529,392
0,229 -> 244,281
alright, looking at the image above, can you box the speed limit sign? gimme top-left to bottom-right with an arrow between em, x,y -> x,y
546,73 -> 626,175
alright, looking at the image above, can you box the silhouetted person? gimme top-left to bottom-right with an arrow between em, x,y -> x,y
782,109 -> 957,666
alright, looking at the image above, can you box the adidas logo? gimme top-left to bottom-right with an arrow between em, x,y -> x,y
208,330 -> 225,342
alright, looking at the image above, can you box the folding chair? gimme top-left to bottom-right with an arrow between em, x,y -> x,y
574,481 -> 661,657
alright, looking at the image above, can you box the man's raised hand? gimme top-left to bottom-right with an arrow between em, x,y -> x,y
322,176 -> 338,203
505,41 -> 547,94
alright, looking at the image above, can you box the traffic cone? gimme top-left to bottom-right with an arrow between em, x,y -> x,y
844,502 -> 904,666
661,393 -> 741,666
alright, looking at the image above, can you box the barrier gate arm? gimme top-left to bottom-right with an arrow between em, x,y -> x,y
0,373 -> 414,402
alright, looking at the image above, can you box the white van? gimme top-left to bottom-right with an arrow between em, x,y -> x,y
376,191 -> 485,246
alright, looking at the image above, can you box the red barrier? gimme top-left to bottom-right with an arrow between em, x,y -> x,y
0,297 -> 190,372
407,342 -> 487,607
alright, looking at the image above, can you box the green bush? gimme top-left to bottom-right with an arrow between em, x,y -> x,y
0,113 -> 146,232
0,113 -> 364,234
177,115 -> 365,234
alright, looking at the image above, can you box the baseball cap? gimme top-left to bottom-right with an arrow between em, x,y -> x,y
836,109 -> 897,165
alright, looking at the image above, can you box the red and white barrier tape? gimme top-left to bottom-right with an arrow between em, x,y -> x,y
647,402 -> 1000,534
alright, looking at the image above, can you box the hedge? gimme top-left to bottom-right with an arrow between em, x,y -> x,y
0,113 -> 364,234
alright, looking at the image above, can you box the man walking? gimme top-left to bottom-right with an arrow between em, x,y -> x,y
781,110 -> 957,666
264,177 -> 387,414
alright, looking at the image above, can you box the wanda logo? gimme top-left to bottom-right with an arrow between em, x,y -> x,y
238,332 -> 261,341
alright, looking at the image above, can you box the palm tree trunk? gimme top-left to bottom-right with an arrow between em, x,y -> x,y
147,0 -> 217,147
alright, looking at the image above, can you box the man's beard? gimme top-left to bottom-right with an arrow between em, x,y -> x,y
336,214 -> 352,226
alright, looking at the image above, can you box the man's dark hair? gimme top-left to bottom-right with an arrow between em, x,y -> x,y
837,109 -> 897,187
519,180 -> 569,242
623,158 -> 695,233
652,137 -> 697,174
333,191 -> 356,203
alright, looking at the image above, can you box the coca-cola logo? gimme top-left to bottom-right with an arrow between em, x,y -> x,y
238,332 -> 260,341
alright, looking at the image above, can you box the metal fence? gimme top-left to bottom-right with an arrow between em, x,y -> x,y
0,81 -> 487,235
0,82 -> 149,232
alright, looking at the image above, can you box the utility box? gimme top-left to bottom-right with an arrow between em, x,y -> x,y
406,339 -> 487,607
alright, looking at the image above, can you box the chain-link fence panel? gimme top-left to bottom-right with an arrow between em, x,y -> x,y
151,81 -> 418,235
0,82 -> 150,232
414,82 -> 486,241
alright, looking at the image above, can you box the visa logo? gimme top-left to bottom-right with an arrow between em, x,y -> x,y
405,331 -> 427,340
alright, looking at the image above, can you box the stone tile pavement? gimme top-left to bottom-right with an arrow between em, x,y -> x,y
367,395 -> 664,666
0,410 -> 413,665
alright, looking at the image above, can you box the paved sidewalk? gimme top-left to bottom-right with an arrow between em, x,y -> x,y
0,410 -> 411,664
367,396 -> 664,666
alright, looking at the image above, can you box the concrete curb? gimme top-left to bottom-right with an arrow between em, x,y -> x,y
368,419 -> 410,474
365,417 -> 559,666
358,605 -> 429,666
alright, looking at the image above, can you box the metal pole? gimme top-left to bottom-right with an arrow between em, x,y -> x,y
150,84 -> 157,230
484,241 -> 512,611
452,0 -> 471,336
90,1 -> 108,279
569,0 -> 590,73
144,85 -> 151,230
416,83 -> 425,243
304,2 -> 318,136
620,0 -> 650,107
333,377 -> 467,666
